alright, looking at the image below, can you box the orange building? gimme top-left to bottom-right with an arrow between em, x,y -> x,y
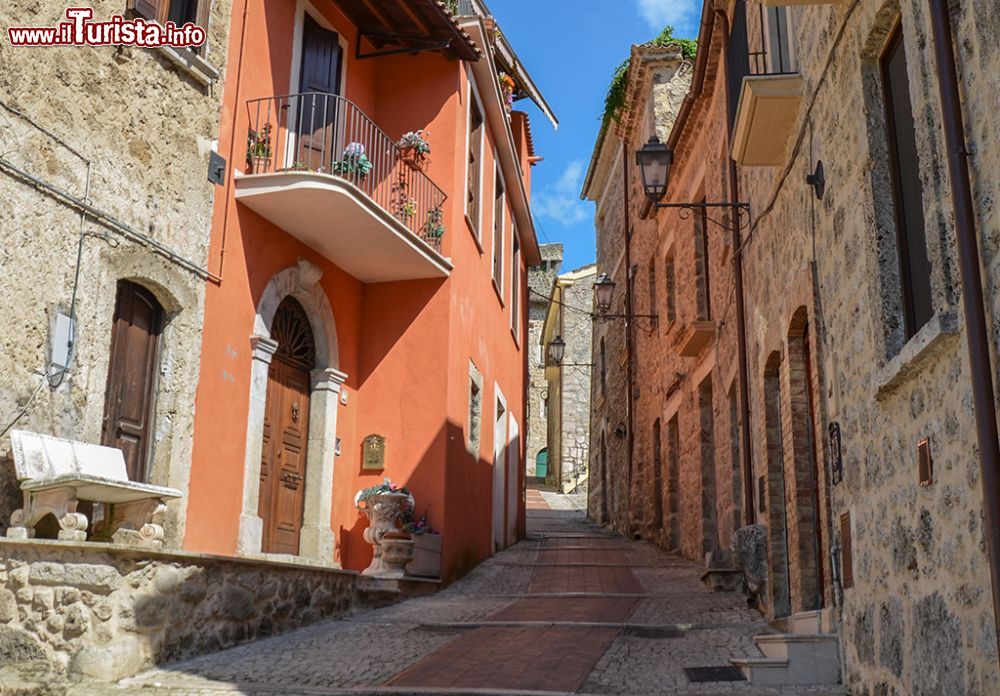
185,0 -> 550,581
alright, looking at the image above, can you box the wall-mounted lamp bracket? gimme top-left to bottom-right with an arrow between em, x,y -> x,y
651,201 -> 752,234
807,161 -> 826,200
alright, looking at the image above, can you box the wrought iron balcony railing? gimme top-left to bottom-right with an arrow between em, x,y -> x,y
245,92 -> 447,252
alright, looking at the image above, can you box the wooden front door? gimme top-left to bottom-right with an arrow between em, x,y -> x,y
259,297 -> 315,555
102,280 -> 163,482
297,15 -> 343,169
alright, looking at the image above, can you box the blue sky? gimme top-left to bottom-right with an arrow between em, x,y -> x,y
490,0 -> 701,272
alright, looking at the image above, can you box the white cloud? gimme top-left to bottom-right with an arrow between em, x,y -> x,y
532,159 -> 589,226
636,0 -> 700,30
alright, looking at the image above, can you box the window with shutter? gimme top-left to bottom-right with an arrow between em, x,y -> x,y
127,0 -> 207,54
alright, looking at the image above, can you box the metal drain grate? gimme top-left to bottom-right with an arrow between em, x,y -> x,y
624,626 -> 684,639
684,666 -> 746,683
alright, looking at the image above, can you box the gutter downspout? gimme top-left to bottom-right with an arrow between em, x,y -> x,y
622,140 -> 636,537
928,0 -> 1000,661
713,8 -> 757,527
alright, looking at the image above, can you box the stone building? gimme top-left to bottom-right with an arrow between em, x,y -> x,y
540,264 -> 596,493
729,0 -> 1000,692
581,42 -> 694,537
0,0 -> 233,545
526,243 -> 563,480
587,0 -> 1000,692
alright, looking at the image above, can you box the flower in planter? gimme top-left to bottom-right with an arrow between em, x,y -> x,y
402,510 -> 438,536
398,197 -> 418,220
332,142 -> 373,179
246,123 -> 272,170
422,206 -> 445,240
397,130 -> 431,157
355,477 -> 413,509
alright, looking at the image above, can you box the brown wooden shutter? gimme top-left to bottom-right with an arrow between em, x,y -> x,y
196,0 -> 210,29
840,512 -> 853,589
917,437 -> 933,486
127,0 -> 164,21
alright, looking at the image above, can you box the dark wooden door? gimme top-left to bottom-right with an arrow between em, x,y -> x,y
259,297 -> 315,555
297,16 -> 342,170
102,281 -> 163,482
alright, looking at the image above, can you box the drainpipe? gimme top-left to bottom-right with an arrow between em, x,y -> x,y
712,8 -> 756,527
622,140 -> 636,537
928,0 -> 1000,662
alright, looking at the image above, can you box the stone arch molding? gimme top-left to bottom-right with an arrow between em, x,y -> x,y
238,258 -> 347,564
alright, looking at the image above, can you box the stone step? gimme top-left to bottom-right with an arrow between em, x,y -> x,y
789,608 -> 837,634
730,633 -> 841,686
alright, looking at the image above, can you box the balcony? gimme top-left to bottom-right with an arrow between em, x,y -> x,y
728,3 -> 803,166
677,321 -> 716,358
236,93 -> 451,283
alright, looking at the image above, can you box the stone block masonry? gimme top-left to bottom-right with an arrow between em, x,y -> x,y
0,538 -> 424,683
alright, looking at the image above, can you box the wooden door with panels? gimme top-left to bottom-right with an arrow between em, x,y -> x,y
259,297 -> 314,555
102,280 -> 164,483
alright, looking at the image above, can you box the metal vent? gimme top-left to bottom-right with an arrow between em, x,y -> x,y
685,666 -> 746,683
840,511 -> 853,590
917,438 -> 933,487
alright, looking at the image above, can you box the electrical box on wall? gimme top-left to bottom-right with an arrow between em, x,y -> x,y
49,312 -> 75,374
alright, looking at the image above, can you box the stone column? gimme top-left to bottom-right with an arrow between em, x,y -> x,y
237,335 -> 278,556
299,367 -> 348,563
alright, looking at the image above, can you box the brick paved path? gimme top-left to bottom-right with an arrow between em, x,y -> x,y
85,488 -> 844,695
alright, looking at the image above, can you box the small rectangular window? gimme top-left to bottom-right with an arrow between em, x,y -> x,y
881,24 -> 932,339
467,362 -> 483,456
665,254 -> 676,324
511,233 -> 521,340
492,166 -> 505,293
467,95 -> 485,239
694,199 -> 712,321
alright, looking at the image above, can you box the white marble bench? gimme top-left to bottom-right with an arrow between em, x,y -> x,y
5,430 -> 182,548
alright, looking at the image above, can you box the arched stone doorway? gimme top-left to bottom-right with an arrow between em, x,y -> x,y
238,259 -> 346,563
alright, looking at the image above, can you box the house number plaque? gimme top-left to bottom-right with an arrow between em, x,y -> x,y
362,434 -> 386,471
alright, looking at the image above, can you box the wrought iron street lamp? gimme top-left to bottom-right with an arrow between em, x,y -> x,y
635,136 -> 672,203
591,273 -> 657,325
593,274 -> 616,314
636,136 -> 751,232
547,336 -> 566,364
547,335 -> 594,369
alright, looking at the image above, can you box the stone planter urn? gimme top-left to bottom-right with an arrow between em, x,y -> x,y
355,490 -> 413,577
381,534 -> 416,578
406,533 -> 443,578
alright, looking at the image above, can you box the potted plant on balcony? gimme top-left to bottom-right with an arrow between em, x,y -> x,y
422,206 -> 445,242
397,130 -> 431,171
395,197 -> 418,224
498,72 -> 515,114
246,123 -> 272,174
355,478 -> 414,578
332,142 -> 373,182
402,510 -> 442,579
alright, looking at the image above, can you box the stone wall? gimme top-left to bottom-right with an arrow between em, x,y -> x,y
728,0 -> 1000,692
0,538 -> 418,683
0,0 -> 233,546
526,244 -> 563,477
544,268 -> 595,493
555,271 -> 595,493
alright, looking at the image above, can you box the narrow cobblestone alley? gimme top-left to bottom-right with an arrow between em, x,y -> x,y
76,490 -> 846,695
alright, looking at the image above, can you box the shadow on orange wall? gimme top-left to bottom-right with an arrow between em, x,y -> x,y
338,420 -> 500,585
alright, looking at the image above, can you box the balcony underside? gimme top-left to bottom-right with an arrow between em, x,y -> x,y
732,74 -> 803,167
235,172 -> 451,283
678,321 -> 716,358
